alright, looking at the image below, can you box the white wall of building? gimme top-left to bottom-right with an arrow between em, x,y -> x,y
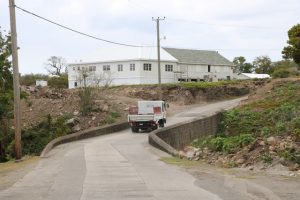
67,60 -> 234,89
177,64 -> 234,81
67,60 -> 178,88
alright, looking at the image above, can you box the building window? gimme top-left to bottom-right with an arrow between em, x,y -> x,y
73,67 -> 75,71
208,65 -> 211,72
143,63 -> 152,71
77,66 -> 81,71
118,64 -> 123,72
165,64 -> 173,72
103,65 -> 110,71
130,64 -> 135,71
89,66 -> 96,71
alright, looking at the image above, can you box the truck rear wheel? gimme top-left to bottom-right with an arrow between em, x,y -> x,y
159,120 -> 164,128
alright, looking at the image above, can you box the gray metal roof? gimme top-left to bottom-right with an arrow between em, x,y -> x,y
163,47 -> 233,66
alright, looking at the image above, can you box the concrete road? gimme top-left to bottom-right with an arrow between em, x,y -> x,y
0,97 -> 246,200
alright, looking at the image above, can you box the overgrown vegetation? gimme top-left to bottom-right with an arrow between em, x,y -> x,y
3,114 -> 71,162
48,74 -> 68,88
0,28 -> 14,162
100,111 -> 121,125
192,134 -> 255,154
192,80 -> 300,166
20,74 -> 49,86
78,87 -> 94,116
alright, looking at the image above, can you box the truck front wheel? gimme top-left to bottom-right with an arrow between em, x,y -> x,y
131,127 -> 139,133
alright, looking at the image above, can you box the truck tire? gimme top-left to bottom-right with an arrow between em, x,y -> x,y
159,120 -> 164,128
131,127 -> 138,133
152,124 -> 158,130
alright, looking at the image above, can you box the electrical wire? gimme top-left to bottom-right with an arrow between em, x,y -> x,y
15,5 -> 155,48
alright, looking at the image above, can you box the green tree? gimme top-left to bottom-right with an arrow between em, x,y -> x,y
253,56 -> 273,74
0,28 -> 14,161
233,56 -> 254,73
282,24 -> 300,68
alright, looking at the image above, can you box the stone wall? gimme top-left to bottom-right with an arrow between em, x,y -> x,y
41,121 -> 129,157
149,113 -> 222,156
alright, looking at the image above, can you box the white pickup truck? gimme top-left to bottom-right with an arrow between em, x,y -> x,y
128,101 -> 168,133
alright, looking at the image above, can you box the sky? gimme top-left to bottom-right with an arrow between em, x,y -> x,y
0,0 -> 299,74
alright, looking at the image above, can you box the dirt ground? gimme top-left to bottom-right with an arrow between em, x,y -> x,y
162,157 -> 300,200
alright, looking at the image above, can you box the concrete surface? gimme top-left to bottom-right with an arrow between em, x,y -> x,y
0,97 -> 246,200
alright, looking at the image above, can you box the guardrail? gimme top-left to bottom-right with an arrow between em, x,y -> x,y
40,121 -> 129,157
149,113 -> 222,156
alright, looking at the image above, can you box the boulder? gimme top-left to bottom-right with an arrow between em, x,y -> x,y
269,146 -> 276,151
101,104 -> 109,112
237,158 -> 245,165
259,140 -> 265,146
72,124 -> 81,132
279,142 -> 286,150
186,150 -> 195,160
267,136 -> 276,145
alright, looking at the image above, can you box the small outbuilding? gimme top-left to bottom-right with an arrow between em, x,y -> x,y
36,80 -> 48,87
236,73 -> 270,80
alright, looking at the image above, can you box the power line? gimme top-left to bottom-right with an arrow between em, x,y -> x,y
15,5 -> 154,48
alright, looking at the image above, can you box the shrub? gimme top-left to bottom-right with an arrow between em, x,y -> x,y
260,153 -> 273,164
100,116 -> 115,125
48,74 -> 68,88
272,69 -> 291,78
21,115 -> 71,156
78,87 -> 93,116
110,111 -> 121,118
20,74 -> 49,86
192,134 -> 255,154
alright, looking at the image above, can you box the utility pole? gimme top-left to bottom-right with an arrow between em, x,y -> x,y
152,17 -> 165,99
9,0 -> 22,160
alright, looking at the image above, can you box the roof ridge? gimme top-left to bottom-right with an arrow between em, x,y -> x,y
162,46 -> 217,52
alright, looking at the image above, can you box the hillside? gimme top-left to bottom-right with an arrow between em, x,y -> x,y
20,79 -> 265,130
0,79 -> 266,162
189,78 -> 300,173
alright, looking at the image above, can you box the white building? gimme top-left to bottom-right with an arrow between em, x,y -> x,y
67,47 -> 235,89
35,80 -> 47,87
236,73 -> 270,79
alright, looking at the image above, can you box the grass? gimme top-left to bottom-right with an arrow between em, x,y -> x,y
100,111 -> 121,125
192,134 -> 255,154
108,79 -> 251,89
160,157 -> 200,168
0,156 -> 39,172
260,153 -> 273,164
